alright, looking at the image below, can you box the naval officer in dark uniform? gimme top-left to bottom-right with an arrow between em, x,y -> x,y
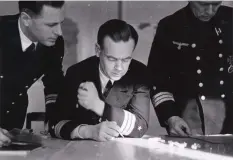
0,1 -> 65,146
148,1 -> 233,135
49,19 -> 150,141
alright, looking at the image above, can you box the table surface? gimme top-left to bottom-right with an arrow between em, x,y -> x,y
1,134 -> 233,160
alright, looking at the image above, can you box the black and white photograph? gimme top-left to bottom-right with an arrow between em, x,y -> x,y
0,1 -> 233,159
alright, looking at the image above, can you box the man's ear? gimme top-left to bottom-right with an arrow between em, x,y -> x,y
95,43 -> 101,57
20,11 -> 32,27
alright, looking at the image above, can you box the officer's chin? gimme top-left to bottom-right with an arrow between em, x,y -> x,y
199,16 -> 213,22
43,41 -> 56,47
110,75 -> 122,81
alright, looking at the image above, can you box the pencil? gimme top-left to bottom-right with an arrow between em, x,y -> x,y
118,131 -> 124,138
105,120 -> 124,138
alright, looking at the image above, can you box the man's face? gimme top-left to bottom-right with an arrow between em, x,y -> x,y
190,1 -> 222,22
28,5 -> 65,46
97,36 -> 135,81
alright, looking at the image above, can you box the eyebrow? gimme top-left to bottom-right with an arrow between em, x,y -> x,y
45,20 -> 64,26
124,56 -> 132,59
107,55 -> 132,59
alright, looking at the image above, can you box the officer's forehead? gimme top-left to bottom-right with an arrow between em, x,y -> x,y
194,1 -> 222,5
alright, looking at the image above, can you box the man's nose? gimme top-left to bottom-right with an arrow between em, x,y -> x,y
115,60 -> 123,71
206,5 -> 214,15
54,24 -> 62,36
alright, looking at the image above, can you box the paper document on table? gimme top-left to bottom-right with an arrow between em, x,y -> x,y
0,128 -> 42,156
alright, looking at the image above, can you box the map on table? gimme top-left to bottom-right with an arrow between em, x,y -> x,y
48,136 -> 233,160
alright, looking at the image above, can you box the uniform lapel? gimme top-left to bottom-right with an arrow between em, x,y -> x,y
104,72 -> 130,107
93,57 -> 103,99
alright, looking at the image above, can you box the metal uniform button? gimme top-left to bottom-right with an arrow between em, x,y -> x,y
219,53 -> 223,58
6,111 -> 9,114
219,39 -> 223,44
220,80 -> 224,85
192,43 -> 196,48
153,86 -> 156,90
25,86 -> 28,89
197,69 -> 202,74
12,102 -> 15,105
221,94 -> 225,98
19,93 -> 23,96
196,56 -> 200,61
219,67 -> 224,71
201,95 -> 205,100
199,82 -> 203,87
33,78 -> 37,81
60,56 -> 63,59
0,75 -> 3,78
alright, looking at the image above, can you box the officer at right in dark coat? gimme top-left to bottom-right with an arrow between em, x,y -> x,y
148,1 -> 233,135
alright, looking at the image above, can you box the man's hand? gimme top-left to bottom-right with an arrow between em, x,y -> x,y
167,116 -> 191,136
0,128 -> 11,147
78,81 -> 105,116
88,121 -> 120,142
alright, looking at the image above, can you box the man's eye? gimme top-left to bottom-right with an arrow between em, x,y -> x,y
213,4 -> 220,7
47,24 -> 56,27
122,58 -> 132,63
108,57 -> 117,61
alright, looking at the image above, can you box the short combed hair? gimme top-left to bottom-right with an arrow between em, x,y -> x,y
18,1 -> 64,15
97,19 -> 138,49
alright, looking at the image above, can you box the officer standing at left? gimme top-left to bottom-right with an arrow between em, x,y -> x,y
0,1 -> 65,146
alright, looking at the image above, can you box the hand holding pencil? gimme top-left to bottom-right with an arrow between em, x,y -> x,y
88,121 -> 123,142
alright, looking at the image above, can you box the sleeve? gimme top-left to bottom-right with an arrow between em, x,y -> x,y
0,17 -> 2,118
48,66 -> 88,140
102,66 -> 150,138
42,37 -> 65,124
147,20 -> 180,127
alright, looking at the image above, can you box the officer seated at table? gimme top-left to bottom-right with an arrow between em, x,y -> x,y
49,19 -> 150,141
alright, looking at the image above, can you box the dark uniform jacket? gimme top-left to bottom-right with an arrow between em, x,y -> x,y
0,14 -> 64,130
147,4 -> 233,132
49,56 -> 150,140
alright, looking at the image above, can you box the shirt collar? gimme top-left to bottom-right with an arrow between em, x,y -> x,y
18,18 -> 38,52
99,65 -> 114,93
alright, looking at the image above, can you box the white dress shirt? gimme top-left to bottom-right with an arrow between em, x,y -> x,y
99,66 -> 114,93
18,18 -> 37,52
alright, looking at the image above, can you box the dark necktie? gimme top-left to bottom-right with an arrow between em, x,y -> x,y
25,43 -> 36,53
103,80 -> 113,98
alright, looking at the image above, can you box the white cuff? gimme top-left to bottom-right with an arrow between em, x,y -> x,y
71,124 -> 87,139
119,110 -> 136,136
